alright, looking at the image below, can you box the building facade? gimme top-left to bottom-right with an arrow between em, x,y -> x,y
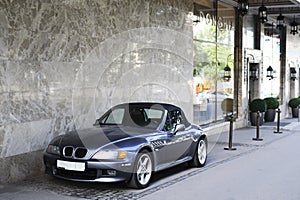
0,0 -> 299,183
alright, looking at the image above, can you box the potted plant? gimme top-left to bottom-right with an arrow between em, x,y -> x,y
264,97 -> 279,122
249,98 -> 267,126
288,97 -> 300,118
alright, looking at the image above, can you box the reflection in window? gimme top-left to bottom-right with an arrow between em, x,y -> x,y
164,110 -> 184,131
193,1 -> 235,125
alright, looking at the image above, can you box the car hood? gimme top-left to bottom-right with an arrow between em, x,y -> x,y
58,125 -> 154,151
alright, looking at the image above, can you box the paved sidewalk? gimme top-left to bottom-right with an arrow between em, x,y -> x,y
142,118 -> 300,200
0,118 -> 299,200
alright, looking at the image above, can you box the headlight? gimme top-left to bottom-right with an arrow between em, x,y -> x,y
46,145 -> 60,155
92,150 -> 127,160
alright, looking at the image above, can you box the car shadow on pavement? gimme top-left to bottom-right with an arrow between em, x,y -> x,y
20,163 -> 194,199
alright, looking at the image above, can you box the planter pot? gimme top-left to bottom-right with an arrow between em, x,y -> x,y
292,107 -> 299,118
264,109 -> 276,122
250,112 -> 264,126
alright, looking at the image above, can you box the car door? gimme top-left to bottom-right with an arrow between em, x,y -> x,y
154,109 -> 194,165
167,110 -> 194,161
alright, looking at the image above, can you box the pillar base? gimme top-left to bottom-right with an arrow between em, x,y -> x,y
274,131 -> 282,134
224,147 -> 237,151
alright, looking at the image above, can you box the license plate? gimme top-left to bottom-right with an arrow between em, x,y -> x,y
57,160 -> 85,172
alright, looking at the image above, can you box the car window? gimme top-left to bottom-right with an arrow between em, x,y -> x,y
170,110 -> 183,128
102,108 -> 125,124
125,107 -> 164,129
144,109 -> 163,119
129,108 -> 149,127
164,110 -> 183,131
100,105 -> 164,130
163,112 -> 172,131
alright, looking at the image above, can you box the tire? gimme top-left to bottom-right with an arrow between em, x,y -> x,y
128,150 -> 153,189
188,137 -> 207,167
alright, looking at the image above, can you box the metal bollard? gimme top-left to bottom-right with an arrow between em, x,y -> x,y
298,106 -> 300,123
253,111 -> 263,141
224,115 -> 237,151
274,108 -> 282,134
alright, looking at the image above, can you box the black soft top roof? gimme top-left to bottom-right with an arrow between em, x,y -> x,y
102,102 -> 191,127
115,102 -> 182,112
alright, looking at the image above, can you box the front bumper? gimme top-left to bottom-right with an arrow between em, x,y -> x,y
43,153 -> 134,183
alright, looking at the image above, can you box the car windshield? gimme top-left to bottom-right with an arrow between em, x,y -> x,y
99,105 -> 164,130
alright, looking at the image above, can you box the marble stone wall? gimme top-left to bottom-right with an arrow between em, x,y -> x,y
0,0 -> 193,183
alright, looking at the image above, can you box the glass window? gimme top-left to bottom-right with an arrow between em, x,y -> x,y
144,108 -> 163,119
101,106 -> 164,130
102,108 -> 125,125
193,1 -> 235,125
263,35 -> 280,98
164,110 -> 183,131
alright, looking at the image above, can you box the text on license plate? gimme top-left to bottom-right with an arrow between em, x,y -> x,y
57,160 -> 85,172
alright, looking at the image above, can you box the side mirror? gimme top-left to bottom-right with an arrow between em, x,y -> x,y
172,124 -> 185,135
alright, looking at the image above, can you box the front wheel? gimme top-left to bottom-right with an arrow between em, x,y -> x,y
128,150 -> 153,189
189,138 -> 207,167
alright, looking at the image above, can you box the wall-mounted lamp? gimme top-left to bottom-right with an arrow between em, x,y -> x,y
193,15 -> 200,24
258,3 -> 267,23
223,54 -> 233,82
266,66 -> 274,80
223,65 -> 231,82
238,0 -> 249,16
277,12 -> 285,29
290,67 -> 297,81
250,65 -> 259,81
247,54 -> 255,63
290,16 -> 298,35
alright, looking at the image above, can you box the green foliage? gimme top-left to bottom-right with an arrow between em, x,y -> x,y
288,98 -> 300,108
264,97 -> 279,109
193,24 -> 233,81
250,99 -> 267,112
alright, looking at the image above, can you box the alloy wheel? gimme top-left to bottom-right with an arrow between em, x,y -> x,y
198,139 -> 207,165
136,153 -> 152,185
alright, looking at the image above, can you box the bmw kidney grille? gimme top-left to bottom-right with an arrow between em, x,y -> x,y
63,146 -> 87,159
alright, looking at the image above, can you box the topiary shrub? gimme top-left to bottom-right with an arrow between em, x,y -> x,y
288,98 -> 300,108
249,98 -> 267,112
264,97 -> 279,109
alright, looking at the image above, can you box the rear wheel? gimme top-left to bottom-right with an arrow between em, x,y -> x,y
189,138 -> 207,167
128,150 -> 153,189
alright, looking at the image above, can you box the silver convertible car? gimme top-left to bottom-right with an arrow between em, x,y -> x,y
43,102 -> 207,188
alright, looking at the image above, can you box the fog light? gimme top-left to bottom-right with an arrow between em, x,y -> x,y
107,170 -> 116,176
52,167 -> 57,175
103,169 -> 116,176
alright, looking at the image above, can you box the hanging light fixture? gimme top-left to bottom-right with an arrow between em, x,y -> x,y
238,0 -> 249,16
290,15 -> 298,35
277,12 -> 285,29
258,3 -> 267,23
266,66 -> 274,80
250,65 -> 259,81
223,54 -> 233,81
290,67 -> 297,81
223,65 -> 231,82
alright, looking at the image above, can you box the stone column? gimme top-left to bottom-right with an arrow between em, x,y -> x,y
254,15 -> 262,50
234,9 -> 244,120
280,27 -> 288,117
